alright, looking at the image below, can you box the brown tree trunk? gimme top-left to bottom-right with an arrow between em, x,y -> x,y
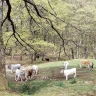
30,53 -> 33,63
58,46 -> 61,60
33,52 -> 37,61
71,48 -> 74,59
0,1 -> 8,90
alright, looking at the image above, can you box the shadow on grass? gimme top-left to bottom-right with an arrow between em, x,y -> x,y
8,80 -> 63,95
8,79 -> 65,95
20,80 -> 51,95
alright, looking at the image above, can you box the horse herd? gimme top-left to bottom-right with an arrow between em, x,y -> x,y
7,64 -> 39,81
6,59 -> 94,81
60,59 -> 94,80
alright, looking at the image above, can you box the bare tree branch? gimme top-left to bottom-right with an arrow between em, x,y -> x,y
47,0 -> 57,16
4,34 -> 13,51
4,0 -> 85,59
4,0 -> 36,52
24,1 -> 40,26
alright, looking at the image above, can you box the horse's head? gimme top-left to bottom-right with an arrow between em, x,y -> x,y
60,69 -> 64,74
90,62 -> 94,71
8,64 -> 11,69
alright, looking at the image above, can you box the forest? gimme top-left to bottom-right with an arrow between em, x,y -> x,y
3,0 -> 96,62
0,0 -> 96,96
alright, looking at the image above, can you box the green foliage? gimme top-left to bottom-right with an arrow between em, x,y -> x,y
54,81 -> 64,87
3,0 -> 96,59
33,40 -> 56,48
3,31 -> 16,50
8,81 -> 17,92
20,84 -> 31,95
69,79 -> 77,84
32,40 -> 56,54
20,80 -> 51,95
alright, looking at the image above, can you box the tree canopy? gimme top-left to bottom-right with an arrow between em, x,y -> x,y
2,0 -> 96,60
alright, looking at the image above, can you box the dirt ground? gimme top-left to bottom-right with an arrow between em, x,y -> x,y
6,65 -> 96,85
6,65 -> 96,96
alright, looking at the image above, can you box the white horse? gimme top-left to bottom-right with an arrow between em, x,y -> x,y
32,65 -> 39,74
60,68 -> 76,80
15,68 -> 22,81
8,64 -> 21,73
15,68 -> 26,81
24,66 -> 33,81
63,61 -> 69,69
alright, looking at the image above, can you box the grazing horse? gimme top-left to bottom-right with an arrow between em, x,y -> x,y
60,68 -> 76,80
63,61 -> 69,69
79,60 -> 94,71
24,66 -> 33,81
15,68 -> 22,81
32,65 -> 39,74
8,64 -> 21,73
15,68 -> 26,81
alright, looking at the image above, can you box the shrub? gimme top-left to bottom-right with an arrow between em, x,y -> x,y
20,84 -> 31,94
8,82 -> 16,91
54,81 -> 64,87
20,80 -> 50,95
69,79 -> 77,84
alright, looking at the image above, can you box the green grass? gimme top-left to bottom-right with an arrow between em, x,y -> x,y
3,59 -> 96,96
0,91 -> 20,96
0,80 -> 94,96
38,59 -> 96,68
20,79 -> 93,96
38,61 -> 64,68
7,79 -> 93,96
20,80 -> 52,95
